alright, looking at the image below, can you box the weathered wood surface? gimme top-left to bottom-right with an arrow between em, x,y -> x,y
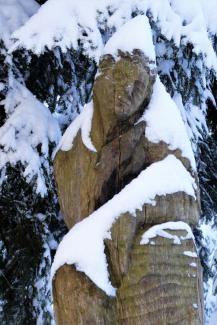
53,51 -> 204,324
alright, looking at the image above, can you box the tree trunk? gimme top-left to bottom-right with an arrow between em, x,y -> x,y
53,51 -> 204,324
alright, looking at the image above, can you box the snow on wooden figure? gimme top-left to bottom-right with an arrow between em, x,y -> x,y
53,39 -> 204,324
52,156 -> 197,296
140,221 -> 195,245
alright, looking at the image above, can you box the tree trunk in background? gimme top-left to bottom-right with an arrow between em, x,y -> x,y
53,51 -> 204,324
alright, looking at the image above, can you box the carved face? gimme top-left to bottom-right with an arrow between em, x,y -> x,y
113,56 -> 151,121
93,53 -> 155,145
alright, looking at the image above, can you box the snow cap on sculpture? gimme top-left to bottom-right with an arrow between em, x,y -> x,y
92,15 -> 157,136
103,15 -> 156,66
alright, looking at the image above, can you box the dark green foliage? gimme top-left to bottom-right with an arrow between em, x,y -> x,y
196,79 -> 217,286
13,48 -> 96,129
0,41 -> 8,127
0,164 -> 66,324
0,40 -> 96,323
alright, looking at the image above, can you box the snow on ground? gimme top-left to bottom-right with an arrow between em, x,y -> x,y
138,77 -> 196,170
140,221 -> 194,245
103,15 -> 156,65
0,82 -> 61,195
0,0 -> 39,47
9,0 -> 217,70
53,101 -> 96,157
51,154 -> 196,295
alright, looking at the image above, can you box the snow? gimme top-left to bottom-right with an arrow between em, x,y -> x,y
103,15 -> 156,64
140,221 -> 194,245
199,221 -> 217,321
173,93 -> 208,150
199,0 -> 217,35
0,82 -> 61,196
209,309 -> 217,325
52,154 -> 196,295
170,0 -> 217,70
138,77 -> 196,170
190,262 -> 197,268
10,0 -> 107,58
53,101 -> 96,157
9,0 -> 217,70
0,0 -> 39,48
183,251 -> 197,258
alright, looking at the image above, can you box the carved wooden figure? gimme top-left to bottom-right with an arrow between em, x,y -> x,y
53,50 -> 204,325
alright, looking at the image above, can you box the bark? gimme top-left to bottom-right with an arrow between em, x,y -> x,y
53,51 -> 204,324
